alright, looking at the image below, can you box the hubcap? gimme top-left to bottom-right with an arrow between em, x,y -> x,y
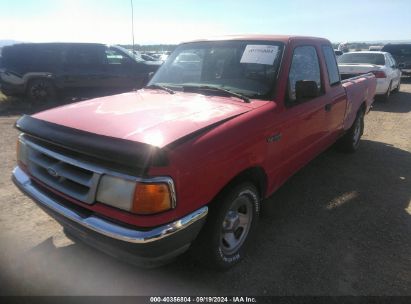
31,82 -> 49,100
220,196 -> 253,255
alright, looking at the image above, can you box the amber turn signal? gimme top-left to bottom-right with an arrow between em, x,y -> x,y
132,183 -> 172,214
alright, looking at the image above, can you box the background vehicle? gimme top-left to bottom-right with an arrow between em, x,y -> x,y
13,35 -> 376,269
132,50 -> 162,62
0,43 -> 162,101
334,50 -> 343,57
369,45 -> 383,51
338,51 -> 401,100
381,43 -> 411,76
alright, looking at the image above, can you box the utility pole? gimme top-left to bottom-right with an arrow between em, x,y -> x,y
131,0 -> 135,56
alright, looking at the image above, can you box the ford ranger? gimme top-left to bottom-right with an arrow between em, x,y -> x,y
12,35 -> 377,269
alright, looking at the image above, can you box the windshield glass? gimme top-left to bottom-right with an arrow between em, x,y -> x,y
149,40 -> 284,100
338,53 -> 385,65
113,45 -> 145,62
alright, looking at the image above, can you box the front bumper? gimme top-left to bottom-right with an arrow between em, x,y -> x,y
12,166 -> 208,267
0,79 -> 25,96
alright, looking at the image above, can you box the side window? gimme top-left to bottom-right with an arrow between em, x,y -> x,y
35,47 -> 62,67
322,45 -> 340,86
105,47 -> 127,65
66,46 -> 103,66
288,46 -> 322,101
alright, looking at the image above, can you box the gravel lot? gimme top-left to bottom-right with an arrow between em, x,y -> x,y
0,81 -> 410,296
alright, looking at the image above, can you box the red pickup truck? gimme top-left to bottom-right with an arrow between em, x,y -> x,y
13,35 -> 376,269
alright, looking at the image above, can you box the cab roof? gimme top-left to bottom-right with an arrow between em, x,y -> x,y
184,34 -> 331,44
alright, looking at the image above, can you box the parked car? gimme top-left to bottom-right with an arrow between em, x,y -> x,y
334,50 -> 343,57
132,50 -> 161,62
369,45 -> 383,51
0,43 -> 162,101
12,35 -> 376,269
381,43 -> 411,76
338,51 -> 401,100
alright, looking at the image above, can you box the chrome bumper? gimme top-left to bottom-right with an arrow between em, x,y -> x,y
12,166 -> 208,244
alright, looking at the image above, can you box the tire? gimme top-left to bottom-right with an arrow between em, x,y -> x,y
393,79 -> 401,93
26,78 -> 57,102
192,182 -> 260,270
336,108 -> 364,153
381,81 -> 392,102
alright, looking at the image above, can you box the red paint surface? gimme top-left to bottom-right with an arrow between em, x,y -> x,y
26,36 -> 377,228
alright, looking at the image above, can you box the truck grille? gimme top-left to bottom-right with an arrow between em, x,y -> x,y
26,139 -> 101,204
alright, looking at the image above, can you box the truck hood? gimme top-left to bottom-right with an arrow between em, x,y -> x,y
33,90 -> 264,148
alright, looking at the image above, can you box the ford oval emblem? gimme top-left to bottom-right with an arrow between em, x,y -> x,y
47,167 -> 59,178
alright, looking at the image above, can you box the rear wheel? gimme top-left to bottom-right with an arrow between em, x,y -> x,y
382,81 -> 392,101
393,79 -> 401,93
27,78 -> 56,102
336,108 -> 364,153
192,182 -> 260,270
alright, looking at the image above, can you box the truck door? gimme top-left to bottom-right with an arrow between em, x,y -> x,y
279,45 -> 330,177
321,45 -> 347,141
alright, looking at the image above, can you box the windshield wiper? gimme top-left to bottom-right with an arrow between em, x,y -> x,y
144,84 -> 175,94
182,85 -> 250,103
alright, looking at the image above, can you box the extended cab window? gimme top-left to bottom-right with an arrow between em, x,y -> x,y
288,46 -> 322,101
322,45 -> 340,85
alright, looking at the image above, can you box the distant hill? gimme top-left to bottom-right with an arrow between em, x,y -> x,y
0,40 -> 23,47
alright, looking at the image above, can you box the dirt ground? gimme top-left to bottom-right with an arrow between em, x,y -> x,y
0,81 -> 410,296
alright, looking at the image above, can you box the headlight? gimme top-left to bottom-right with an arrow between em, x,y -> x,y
17,134 -> 28,166
96,175 -> 175,214
96,175 -> 136,211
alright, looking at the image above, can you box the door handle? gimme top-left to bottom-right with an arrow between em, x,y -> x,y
325,103 -> 332,112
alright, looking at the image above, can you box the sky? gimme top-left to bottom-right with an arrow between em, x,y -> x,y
1,0 -> 411,45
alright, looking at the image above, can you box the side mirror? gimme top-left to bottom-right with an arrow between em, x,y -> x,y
295,80 -> 319,100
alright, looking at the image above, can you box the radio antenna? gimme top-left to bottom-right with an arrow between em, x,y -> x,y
130,0 -> 135,57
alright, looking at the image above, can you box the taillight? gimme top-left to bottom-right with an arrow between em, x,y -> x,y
371,70 -> 386,78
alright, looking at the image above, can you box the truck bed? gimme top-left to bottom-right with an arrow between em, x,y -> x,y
341,72 -> 377,130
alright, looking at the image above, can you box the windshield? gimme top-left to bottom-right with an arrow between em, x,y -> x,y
149,40 -> 284,100
112,45 -> 145,63
338,53 -> 385,65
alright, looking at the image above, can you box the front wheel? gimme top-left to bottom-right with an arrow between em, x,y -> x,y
336,109 -> 364,153
192,182 -> 260,270
27,78 -> 57,102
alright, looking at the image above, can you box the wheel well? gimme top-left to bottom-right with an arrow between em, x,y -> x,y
25,77 -> 55,92
212,167 -> 268,205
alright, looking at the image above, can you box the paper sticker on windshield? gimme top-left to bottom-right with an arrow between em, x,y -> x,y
240,45 -> 279,65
